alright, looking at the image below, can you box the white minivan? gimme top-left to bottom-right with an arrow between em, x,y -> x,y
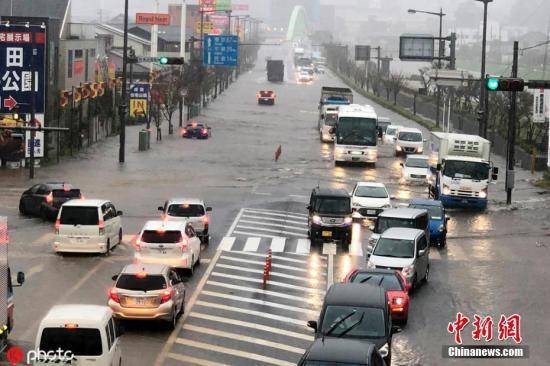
395,127 -> 424,156
34,305 -> 122,366
54,199 -> 123,255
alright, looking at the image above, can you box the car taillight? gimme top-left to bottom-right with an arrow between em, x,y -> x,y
109,288 -> 120,303
201,129 -> 208,135
203,215 -> 209,224
393,297 -> 404,306
46,193 -> 53,204
99,220 -> 105,236
160,288 -> 174,303
135,238 -> 142,252
55,219 -> 60,234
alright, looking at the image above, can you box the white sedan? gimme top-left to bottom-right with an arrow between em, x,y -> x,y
351,182 -> 393,220
401,155 -> 432,185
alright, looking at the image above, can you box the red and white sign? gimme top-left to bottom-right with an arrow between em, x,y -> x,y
136,13 -> 171,26
232,4 -> 249,11
200,0 -> 216,12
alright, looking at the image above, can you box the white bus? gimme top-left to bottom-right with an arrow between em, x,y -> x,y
333,104 -> 379,165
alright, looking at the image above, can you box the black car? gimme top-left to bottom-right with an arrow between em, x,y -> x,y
298,338 -> 386,366
307,188 -> 353,247
181,122 -> 211,139
19,182 -> 82,221
308,283 -> 400,365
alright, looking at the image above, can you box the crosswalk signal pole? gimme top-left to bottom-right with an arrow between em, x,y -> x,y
506,41 -> 519,205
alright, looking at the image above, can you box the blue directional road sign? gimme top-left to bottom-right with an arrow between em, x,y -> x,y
203,35 -> 238,67
0,25 -> 46,114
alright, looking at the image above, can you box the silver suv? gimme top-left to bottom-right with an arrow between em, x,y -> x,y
159,198 -> 212,244
366,227 -> 430,289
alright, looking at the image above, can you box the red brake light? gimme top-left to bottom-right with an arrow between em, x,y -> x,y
135,238 -> 142,252
46,193 -> 53,204
55,219 -> 60,234
109,288 -> 120,303
136,271 -> 147,279
99,220 -> 105,235
160,288 -> 174,303
201,129 -> 208,135
203,215 -> 209,224
64,323 -> 79,329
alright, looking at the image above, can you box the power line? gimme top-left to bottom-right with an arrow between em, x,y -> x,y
520,39 -> 550,52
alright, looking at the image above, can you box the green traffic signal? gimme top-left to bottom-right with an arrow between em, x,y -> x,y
159,57 -> 169,65
486,78 -> 499,91
158,57 -> 184,65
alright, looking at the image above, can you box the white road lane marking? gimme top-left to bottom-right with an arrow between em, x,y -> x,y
210,272 -> 325,294
244,210 -> 308,220
244,207 -> 308,217
215,264 -> 326,283
241,214 -> 306,226
33,232 -> 54,244
295,238 -> 311,254
235,224 -> 308,237
174,338 -> 296,366
218,237 -> 236,251
220,255 -> 311,273
206,281 -> 324,305
188,313 -> 314,341
167,353 -> 229,366
243,237 -> 261,252
24,263 -> 44,280
323,243 -> 337,291
270,237 -> 286,252
233,230 -> 279,239
226,208 -> 245,237
195,300 -> 306,326
239,219 -> 306,231
182,324 -> 306,354
231,251 -> 325,266
201,290 -> 319,315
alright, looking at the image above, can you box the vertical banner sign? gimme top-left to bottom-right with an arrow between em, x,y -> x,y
531,88 -> 548,123
0,216 -> 8,337
0,25 -> 46,114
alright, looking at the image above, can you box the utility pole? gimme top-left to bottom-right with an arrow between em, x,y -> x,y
118,0 -> 129,163
180,0 -> 186,59
477,0 -> 493,138
376,46 -> 381,73
543,16 -> 550,79
506,41 -> 519,205
29,28 -> 37,179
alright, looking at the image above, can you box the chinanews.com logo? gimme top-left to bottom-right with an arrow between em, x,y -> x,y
5,346 -> 74,365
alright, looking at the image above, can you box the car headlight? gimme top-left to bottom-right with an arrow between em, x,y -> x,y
479,188 -> 487,199
401,264 -> 414,277
312,215 -> 322,224
396,145 -> 402,152
379,343 -> 389,358
366,260 -> 376,269
418,146 -> 423,153
335,147 -> 345,155
438,224 -> 445,232
442,184 -> 451,195
344,216 -> 353,224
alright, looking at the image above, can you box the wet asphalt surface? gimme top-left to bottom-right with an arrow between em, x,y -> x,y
0,41 -> 549,366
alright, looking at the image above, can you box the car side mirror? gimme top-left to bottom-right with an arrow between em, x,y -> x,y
16,271 -> 25,286
321,115 -> 325,120
400,163 -> 404,167
391,325 -> 402,335
418,249 -> 426,257
158,206 -> 164,211
206,207 -> 212,212
446,217 -> 451,223
306,205 -> 311,210
111,274 -> 118,281
492,174 -> 498,181
307,320 -> 318,332
436,163 -> 442,171
405,283 -> 412,292
117,210 -> 123,216
493,167 -> 499,175
390,195 -> 396,200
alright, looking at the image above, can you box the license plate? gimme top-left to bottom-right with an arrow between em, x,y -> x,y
155,248 -> 167,254
352,157 -> 360,161
135,298 -> 145,305
367,210 -> 376,215
462,199 -> 469,203
322,231 -> 332,237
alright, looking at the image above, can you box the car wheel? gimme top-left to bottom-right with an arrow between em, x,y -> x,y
439,236 -> 447,248
104,240 -> 111,256
401,316 -> 408,326
196,250 -> 201,265
426,265 -> 430,282
179,298 -> 185,316
412,274 -> 418,290
166,311 -> 177,330
40,207 -> 49,221
118,228 -> 123,246
189,255 -> 194,276
19,201 -> 27,215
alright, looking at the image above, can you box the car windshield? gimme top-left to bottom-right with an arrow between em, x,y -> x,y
40,328 -> 102,356
141,230 -> 182,244
386,127 -> 399,136
187,124 -> 203,129
60,206 -> 98,225
116,274 -> 167,291
373,238 -> 415,258
354,186 -> 388,199
376,217 -> 416,233
350,273 -> 403,291
321,305 -> 386,338
167,204 -> 205,217
53,189 -> 81,199
410,205 -> 443,220
406,158 -> 429,169
443,160 -> 490,180
398,132 -> 422,142
336,117 -> 377,146
314,197 -> 351,215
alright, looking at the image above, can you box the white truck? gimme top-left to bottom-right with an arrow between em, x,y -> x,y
428,133 -> 499,209
333,104 -> 379,165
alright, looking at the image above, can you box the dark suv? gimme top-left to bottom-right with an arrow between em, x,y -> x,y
19,182 -> 81,221
307,188 -> 353,246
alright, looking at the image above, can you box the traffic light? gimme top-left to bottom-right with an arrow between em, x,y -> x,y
159,57 -> 184,65
485,77 -> 525,92
60,90 -> 69,108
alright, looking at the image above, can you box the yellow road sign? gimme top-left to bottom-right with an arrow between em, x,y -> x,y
196,21 -> 214,34
130,99 -> 148,118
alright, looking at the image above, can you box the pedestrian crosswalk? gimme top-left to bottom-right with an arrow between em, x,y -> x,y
163,251 -> 327,366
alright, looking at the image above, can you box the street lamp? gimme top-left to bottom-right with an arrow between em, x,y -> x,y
476,0 -> 494,138
408,8 -> 446,127
118,0 -> 129,163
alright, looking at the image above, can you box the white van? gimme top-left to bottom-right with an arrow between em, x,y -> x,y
34,305 -> 122,366
395,127 -> 424,156
54,199 -> 123,255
